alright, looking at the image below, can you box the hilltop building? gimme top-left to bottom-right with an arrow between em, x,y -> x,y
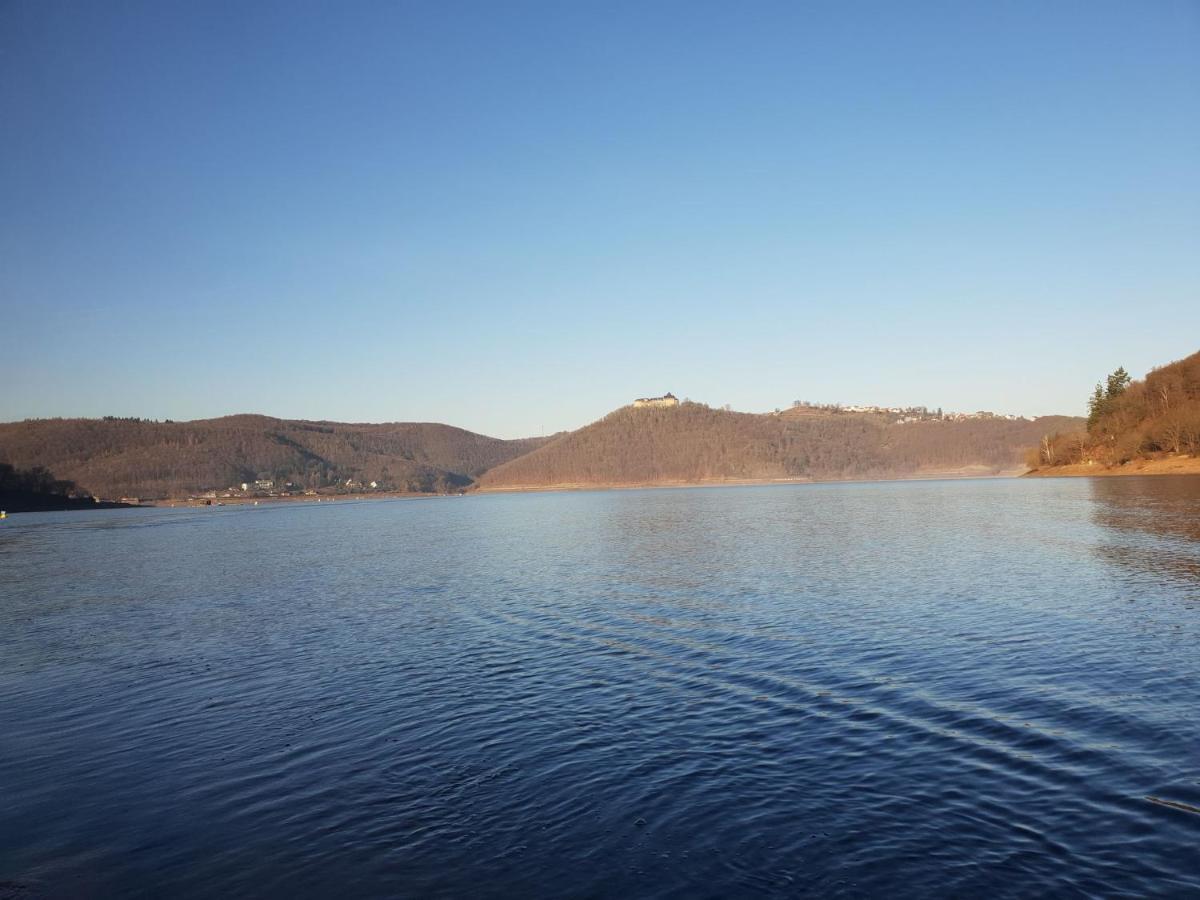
634,392 -> 679,409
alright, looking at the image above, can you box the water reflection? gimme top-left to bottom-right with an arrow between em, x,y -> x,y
1089,475 -> 1200,594
4,482 -> 1200,898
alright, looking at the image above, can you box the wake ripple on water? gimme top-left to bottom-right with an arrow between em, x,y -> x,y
1,478 -> 1199,898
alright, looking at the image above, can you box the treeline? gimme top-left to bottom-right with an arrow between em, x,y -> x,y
0,415 -> 549,499
0,462 -> 132,513
0,462 -> 84,497
479,402 -> 1082,488
1033,350 -> 1200,467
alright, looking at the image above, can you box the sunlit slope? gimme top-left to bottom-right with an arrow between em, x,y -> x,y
478,402 -> 1083,489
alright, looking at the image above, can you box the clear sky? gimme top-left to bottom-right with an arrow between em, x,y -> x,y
2,1 -> 1197,438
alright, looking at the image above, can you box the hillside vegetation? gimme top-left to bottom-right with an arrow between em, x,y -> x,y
478,402 -> 1082,489
0,416 -> 549,499
1032,350 -> 1200,470
0,462 -> 133,512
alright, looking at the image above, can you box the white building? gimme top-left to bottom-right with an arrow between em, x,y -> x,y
633,392 -> 680,409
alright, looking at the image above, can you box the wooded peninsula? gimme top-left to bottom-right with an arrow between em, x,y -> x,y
1027,350 -> 1200,478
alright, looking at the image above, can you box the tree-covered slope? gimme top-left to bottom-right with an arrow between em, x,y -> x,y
479,402 -> 1082,489
1033,350 -> 1200,469
0,415 -> 549,499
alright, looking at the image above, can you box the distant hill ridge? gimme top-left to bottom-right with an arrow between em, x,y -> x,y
0,415 -> 550,500
1,402 -> 1088,501
478,401 -> 1084,490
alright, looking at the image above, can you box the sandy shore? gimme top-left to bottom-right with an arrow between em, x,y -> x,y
1024,455 -> 1200,478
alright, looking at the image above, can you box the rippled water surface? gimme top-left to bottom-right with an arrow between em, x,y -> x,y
2,478 -> 1199,898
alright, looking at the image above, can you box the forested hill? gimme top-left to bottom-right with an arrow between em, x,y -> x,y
477,402 -> 1083,490
1032,350 -> 1200,469
0,415 -> 550,500
0,462 -> 133,512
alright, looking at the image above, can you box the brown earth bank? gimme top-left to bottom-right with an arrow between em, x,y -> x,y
1024,455 -> 1200,478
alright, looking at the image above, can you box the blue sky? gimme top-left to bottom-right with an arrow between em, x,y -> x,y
2,1 -> 1197,438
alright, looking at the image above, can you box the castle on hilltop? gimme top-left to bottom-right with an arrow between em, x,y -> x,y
633,392 -> 679,409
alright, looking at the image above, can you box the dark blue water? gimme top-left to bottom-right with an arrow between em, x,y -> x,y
2,477 -> 1199,898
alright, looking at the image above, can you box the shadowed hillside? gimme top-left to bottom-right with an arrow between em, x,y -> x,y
0,416 -> 550,499
478,402 -> 1083,489
0,462 -> 135,512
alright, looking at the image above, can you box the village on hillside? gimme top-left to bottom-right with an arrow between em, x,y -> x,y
628,393 -> 1041,424
630,394 -> 1034,425
778,400 -> 1030,425
116,477 -> 394,506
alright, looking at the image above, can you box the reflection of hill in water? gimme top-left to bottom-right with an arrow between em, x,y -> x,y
1089,476 -> 1200,592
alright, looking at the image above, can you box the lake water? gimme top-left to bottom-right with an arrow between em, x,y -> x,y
2,477 -> 1199,898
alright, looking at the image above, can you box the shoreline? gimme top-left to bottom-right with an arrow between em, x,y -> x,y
0,494 -> 136,514
1024,455 -> 1200,479
28,459 -> 1199,511
144,490 -> 448,508
475,467 -> 1027,494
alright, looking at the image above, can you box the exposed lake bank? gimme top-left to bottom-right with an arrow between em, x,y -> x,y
1024,455 -> 1200,478
475,466 -> 1025,494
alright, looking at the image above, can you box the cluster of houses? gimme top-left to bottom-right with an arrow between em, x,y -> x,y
939,411 -> 1026,423
189,477 -> 383,501
634,394 -> 1028,424
849,405 -> 1028,425
791,400 -> 1028,425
